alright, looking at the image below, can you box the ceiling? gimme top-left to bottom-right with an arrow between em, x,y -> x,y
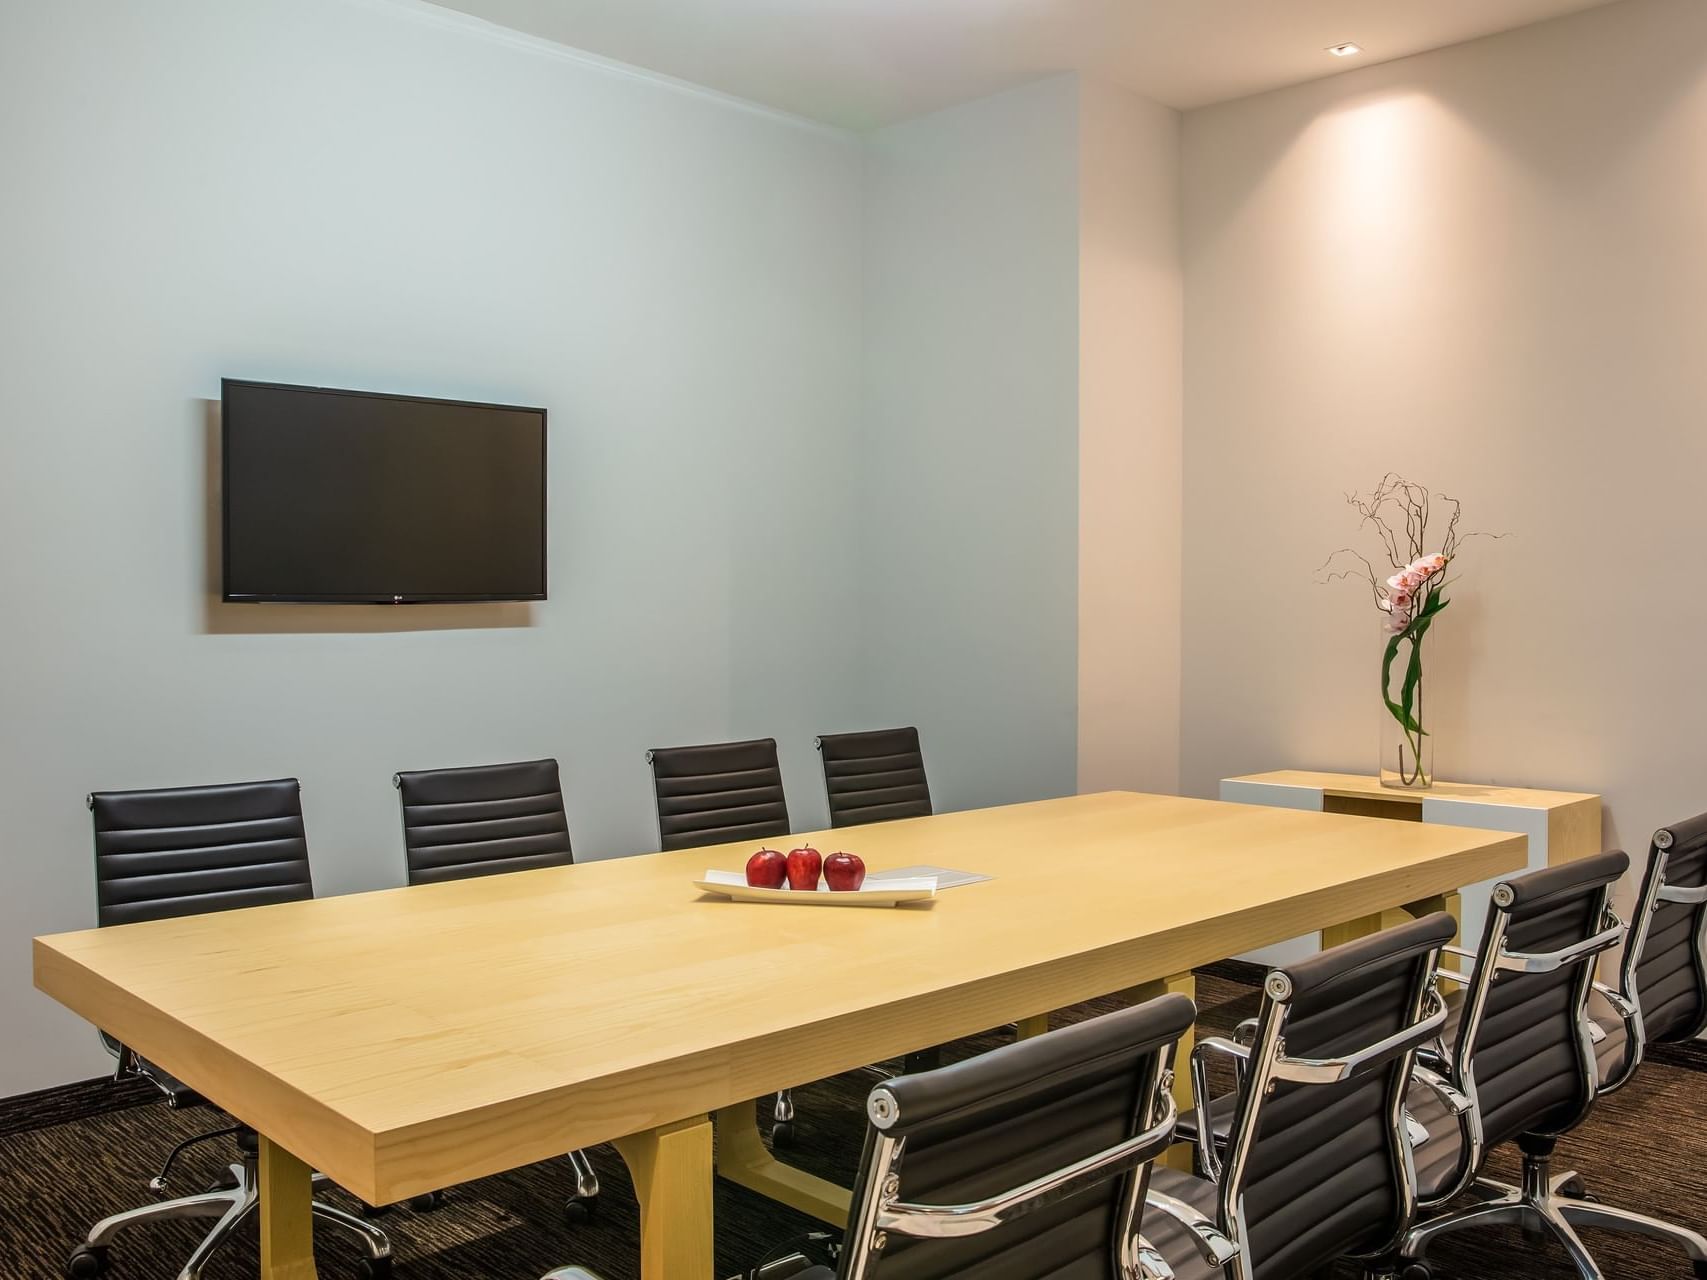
424,0 -> 1626,131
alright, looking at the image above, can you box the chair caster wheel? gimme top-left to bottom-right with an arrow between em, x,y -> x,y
771,1121 -> 796,1149
564,1195 -> 596,1224
356,1256 -> 393,1279
408,1189 -> 445,1212
1693,1264 -> 1707,1280
65,1245 -> 111,1279
1399,1263 -> 1431,1280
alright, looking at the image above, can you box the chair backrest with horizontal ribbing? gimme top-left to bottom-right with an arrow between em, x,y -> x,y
396,758 -> 573,886
90,778 -> 313,927
647,738 -> 790,853
817,727 -> 932,829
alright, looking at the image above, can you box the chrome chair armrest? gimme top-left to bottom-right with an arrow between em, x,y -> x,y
1658,882 -> 1707,906
1190,1037 -> 1250,1066
1588,980 -> 1645,1094
878,1096 -> 1178,1237
1133,1240 -> 1177,1280
1433,944 -> 1477,988
1270,989 -> 1447,1086
1228,1022 -> 1256,1094
1145,1190 -> 1241,1267
1409,1060 -> 1481,1208
1412,1064 -> 1472,1116
1494,910 -> 1624,975
1593,982 -> 1638,1023
543,1269 -> 606,1280
1188,1038 -> 1248,1183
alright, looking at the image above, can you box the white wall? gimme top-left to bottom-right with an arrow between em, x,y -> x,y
1077,81 -> 1183,795
0,0 -> 867,1093
1180,0 -> 1707,850
858,76 -> 1084,811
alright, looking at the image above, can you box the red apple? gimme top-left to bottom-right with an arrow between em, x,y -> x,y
745,847 -> 787,889
824,851 -> 866,892
786,844 -> 823,891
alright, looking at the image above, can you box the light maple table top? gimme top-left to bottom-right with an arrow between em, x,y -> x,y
34,790 -> 1523,1205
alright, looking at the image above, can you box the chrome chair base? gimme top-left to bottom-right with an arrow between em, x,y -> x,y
565,1147 -> 601,1218
771,1087 -> 797,1147
70,1151 -> 392,1280
1401,1148 -> 1707,1280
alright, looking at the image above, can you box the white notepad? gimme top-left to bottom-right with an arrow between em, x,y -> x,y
869,865 -> 992,889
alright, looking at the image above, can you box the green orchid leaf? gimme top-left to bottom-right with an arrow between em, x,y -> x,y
1381,588 -> 1449,737
1401,623 -> 1427,737
1381,603 -> 1446,738
1381,632 -> 1420,734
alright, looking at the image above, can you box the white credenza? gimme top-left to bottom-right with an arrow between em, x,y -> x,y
1221,771 -> 1603,966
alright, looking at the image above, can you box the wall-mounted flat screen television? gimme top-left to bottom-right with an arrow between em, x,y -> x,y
221,379 -> 547,603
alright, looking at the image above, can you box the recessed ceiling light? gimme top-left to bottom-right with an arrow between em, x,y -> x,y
1327,42 -> 1363,58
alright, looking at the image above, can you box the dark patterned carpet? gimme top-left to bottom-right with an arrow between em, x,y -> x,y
3,973 -> 1704,1279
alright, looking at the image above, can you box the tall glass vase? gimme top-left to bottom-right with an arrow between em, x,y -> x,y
1379,617 -> 1435,790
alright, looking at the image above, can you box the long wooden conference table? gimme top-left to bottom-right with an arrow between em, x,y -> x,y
34,791 -> 1525,1280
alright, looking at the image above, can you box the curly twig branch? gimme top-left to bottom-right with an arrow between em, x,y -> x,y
1323,474 -> 1502,614
1317,547 -> 1387,609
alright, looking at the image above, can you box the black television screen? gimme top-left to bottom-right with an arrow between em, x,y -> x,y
221,380 -> 547,603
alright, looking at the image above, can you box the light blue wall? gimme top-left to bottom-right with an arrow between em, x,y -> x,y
0,0 -> 869,1092
858,77 -> 1083,812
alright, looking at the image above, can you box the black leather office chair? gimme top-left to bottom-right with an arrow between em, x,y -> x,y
1588,813 -> 1707,1097
396,758 -> 575,885
833,991 -> 1195,1279
393,758 -> 600,1219
815,727 -> 932,828
1149,912 -> 1456,1280
68,779 -> 392,1280
545,991 -> 1197,1280
646,737 -> 801,1143
647,737 -> 791,852
1397,850 -> 1707,1278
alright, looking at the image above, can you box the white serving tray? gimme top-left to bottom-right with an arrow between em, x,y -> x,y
694,869 -> 938,907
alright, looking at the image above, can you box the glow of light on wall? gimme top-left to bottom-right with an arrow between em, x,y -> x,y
1309,92 -> 1444,263
1289,90 -> 1465,390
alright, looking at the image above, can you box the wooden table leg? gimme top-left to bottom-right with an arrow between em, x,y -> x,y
1121,972 -> 1196,1170
613,1115 -> 715,1280
712,1102 -> 851,1227
1323,891 -> 1461,950
1014,1012 -> 1051,1040
258,1137 -> 319,1280
1322,910 -> 1389,950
